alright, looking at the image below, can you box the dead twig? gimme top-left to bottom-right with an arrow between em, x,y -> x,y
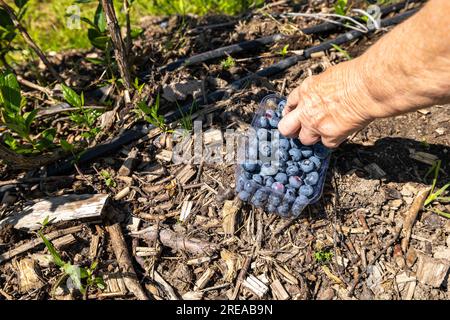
131,225 -> 218,255
401,187 -> 431,253
106,223 -> 148,300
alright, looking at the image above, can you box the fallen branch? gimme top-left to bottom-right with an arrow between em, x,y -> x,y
131,226 -> 218,255
401,187 -> 431,253
106,223 -> 148,300
0,225 -> 83,264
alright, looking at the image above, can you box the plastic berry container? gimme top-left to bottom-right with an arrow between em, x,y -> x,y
235,94 -> 331,218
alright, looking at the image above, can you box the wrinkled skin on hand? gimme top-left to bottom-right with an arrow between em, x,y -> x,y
278,61 -> 376,148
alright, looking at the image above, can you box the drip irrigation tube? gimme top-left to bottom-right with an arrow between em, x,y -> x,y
46,8 -> 418,177
159,0 -> 422,72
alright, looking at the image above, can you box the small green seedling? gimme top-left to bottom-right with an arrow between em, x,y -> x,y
176,100 -> 194,132
314,249 -> 333,264
133,77 -> 145,95
61,84 -> 102,140
278,44 -> 289,57
220,56 -> 236,70
99,169 -> 116,188
331,43 -> 352,60
38,216 -> 105,296
136,93 -> 171,132
424,160 -> 450,218
334,0 -> 349,16
0,71 -> 56,153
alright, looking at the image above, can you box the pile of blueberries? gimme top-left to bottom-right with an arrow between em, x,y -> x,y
236,96 -> 331,218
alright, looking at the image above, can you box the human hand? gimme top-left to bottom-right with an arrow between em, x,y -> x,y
278,60 -> 379,148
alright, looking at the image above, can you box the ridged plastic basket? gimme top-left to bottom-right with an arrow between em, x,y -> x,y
235,94 -> 331,218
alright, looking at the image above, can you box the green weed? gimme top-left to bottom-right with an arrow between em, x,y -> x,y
313,249 -> 333,264
136,93 -> 171,132
61,84 -> 102,140
424,160 -> 450,218
99,169 -> 116,188
331,43 -> 352,60
38,216 -> 105,296
334,0 -> 348,16
220,56 -> 235,70
0,71 -> 56,153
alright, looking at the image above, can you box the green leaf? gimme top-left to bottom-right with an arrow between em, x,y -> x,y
137,101 -> 151,115
0,72 -> 22,113
94,3 -> 107,33
24,109 -> 37,131
63,264 -> 85,293
80,17 -> 98,30
130,28 -> 143,39
87,28 -> 109,50
2,132 -> 18,150
61,84 -> 82,108
14,0 -> 28,8
60,139 -> 74,152
41,128 -> 56,142
39,231 -> 65,267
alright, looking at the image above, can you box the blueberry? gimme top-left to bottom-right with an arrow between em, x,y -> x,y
244,181 -> 257,193
277,100 -> 286,112
268,194 -> 282,206
259,141 -> 271,157
286,160 -> 295,167
265,109 -> 276,119
260,162 -> 278,176
236,175 -> 246,192
275,148 -> 289,162
299,159 -> 314,173
276,160 -> 287,172
267,204 -> 277,213
284,188 -> 297,203
290,139 -> 302,149
253,189 -> 269,203
288,176 -> 303,189
256,128 -> 270,141
271,182 -> 285,193
269,116 -> 280,128
277,203 -> 290,217
259,116 -> 269,128
274,172 -> 288,184
279,139 -> 290,151
252,174 -> 263,185
242,162 -> 258,172
304,171 -> 319,186
286,165 -> 300,176
291,195 -> 309,215
238,190 -> 251,201
309,155 -> 321,170
299,185 -> 314,197
264,176 -> 275,187
313,143 -> 330,159
242,171 -> 253,179
289,148 -> 302,161
300,146 -> 313,158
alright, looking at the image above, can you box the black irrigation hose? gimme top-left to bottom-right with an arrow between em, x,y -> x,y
159,0 -> 422,72
46,8 -> 418,177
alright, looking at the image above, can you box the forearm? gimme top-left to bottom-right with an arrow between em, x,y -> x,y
356,0 -> 450,118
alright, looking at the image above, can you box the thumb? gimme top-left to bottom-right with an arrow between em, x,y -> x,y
278,104 -> 303,138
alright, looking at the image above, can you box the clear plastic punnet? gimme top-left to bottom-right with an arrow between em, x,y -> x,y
235,94 -> 331,218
